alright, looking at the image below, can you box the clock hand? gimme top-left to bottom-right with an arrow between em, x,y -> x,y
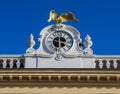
54,39 -> 68,45
54,40 -> 59,42
54,40 -> 66,43
58,40 -> 69,45
58,36 -> 61,52
63,41 -> 69,45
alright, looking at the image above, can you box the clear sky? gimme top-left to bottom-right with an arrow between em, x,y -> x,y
0,0 -> 120,55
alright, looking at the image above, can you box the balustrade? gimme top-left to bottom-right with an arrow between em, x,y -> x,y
0,56 -> 24,69
0,55 -> 120,69
95,56 -> 120,69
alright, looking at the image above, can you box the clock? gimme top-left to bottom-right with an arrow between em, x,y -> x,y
45,31 -> 73,53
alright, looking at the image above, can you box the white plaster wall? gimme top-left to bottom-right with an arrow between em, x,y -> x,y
24,55 -> 95,68
37,57 -> 82,68
81,58 -> 95,68
25,57 -> 36,68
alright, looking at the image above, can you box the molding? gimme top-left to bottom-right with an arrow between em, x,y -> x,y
0,69 -> 119,86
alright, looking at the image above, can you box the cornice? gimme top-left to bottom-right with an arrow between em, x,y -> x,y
0,69 -> 119,87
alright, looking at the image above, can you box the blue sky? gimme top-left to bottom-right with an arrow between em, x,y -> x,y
0,0 -> 120,55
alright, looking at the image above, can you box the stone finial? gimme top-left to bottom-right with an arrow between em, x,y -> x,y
83,35 -> 93,55
26,34 -> 36,54
27,34 -> 36,48
84,35 -> 93,48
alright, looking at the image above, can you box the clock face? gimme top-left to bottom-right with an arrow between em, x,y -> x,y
45,31 -> 73,53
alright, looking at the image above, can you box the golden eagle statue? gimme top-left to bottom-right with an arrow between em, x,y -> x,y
48,10 -> 79,24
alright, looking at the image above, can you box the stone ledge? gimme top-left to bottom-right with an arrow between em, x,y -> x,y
0,69 -> 119,86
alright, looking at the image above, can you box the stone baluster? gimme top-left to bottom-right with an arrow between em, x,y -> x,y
106,59 -> 110,69
9,59 -> 13,69
16,59 -> 20,69
113,59 -> 118,69
2,59 -> 7,69
99,59 -> 103,69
